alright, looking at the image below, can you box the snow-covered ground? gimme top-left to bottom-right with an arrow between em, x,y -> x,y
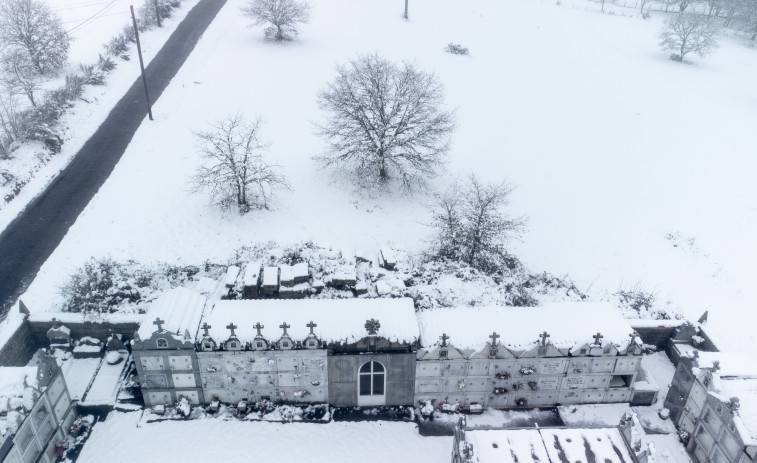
76,412 -> 451,463
10,0 -> 757,356
0,0 -> 200,230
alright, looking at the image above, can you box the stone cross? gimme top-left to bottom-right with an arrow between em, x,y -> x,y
226,322 -> 237,337
307,321 -> 317,335
593,332 -> 603,345
539,331 -> 550,347
712,360 -> 721,372
489,332 -> 500,346
440,333 -> 450,347
254,322 -> 264,337
365,319 -> 381,335
201,323 -> 211,337
280,322 -> 291,336
153,317 -> 165,332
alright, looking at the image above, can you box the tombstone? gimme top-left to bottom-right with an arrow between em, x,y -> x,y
261,266 -> 280,296
106,334 -> 126,352
224,265 -> 241,289
46,318 -> 72,351
243,262 -> 262,298
379,248 -> 397,270
73,336 -> 103,359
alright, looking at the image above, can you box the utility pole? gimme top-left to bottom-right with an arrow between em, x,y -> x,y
131,5 -> 153,121
404,0 -> 408,19
154,0 -> 161,27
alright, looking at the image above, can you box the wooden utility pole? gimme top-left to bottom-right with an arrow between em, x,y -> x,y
154,0 -> 161,27
131,5 -> 153,121
404,0 -> 408,19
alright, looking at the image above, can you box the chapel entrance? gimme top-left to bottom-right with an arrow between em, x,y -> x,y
357,361 -> 386,406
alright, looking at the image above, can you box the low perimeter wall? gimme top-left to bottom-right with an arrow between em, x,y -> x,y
0,317 -> 140,366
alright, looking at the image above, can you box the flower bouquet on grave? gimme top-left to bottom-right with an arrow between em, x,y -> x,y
495,372 -> 511,380
493,387 -> 509,395
528,381 -> 538,391
519,366 -> 536,376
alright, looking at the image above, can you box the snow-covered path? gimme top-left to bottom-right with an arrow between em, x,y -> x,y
77,412 -> 451,463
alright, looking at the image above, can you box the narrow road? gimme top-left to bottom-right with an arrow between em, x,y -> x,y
0,0 -> 228,321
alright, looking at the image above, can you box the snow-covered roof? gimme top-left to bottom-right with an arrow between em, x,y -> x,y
694,352 -> 757,377
417,302 -> 635,352
201,298 -> 418,344
464,427 -> 633,463
137,287 -> 208,340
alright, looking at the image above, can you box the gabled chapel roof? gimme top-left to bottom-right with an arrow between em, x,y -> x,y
137,287 -> 208,340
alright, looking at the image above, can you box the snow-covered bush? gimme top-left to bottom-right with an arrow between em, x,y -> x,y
59,257 -> 157,313
446,43 -> 469,55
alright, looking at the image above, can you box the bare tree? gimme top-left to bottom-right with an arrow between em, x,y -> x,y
428,174 -> 526,271
316,54 -> 455,191
0,0 -> 70,74
660,13 -> 720,61
1,50 -> 40,107
192,115 -> 290,213
242,0 -> 311,41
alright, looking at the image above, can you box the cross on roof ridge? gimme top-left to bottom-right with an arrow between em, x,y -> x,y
539,331 -> 550,347
489,331 -> 500,345
593,332 -> 603,345
307,320 -> 317,335
279,322 -> 291,336
254,322 -> 264,337
440,333 -> 450,347
201,322 -> 212,337
153,317 -> 165,332
226,322 -> 238,337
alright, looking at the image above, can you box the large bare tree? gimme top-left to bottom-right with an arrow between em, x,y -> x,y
316,54 -> 455,191
659,13 -> 720,62
192,115 -> 290,213
0,0 -> 70,74
242,0 -> 311,41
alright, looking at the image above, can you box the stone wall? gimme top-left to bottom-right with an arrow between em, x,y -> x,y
0,318 -> 140,366
630,325 -> 677,350
0,318 -> 37,366
28,320 -> 140,344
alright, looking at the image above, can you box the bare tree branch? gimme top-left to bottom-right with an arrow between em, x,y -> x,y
192,114 -> 291,213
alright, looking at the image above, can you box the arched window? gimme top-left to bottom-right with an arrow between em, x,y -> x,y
156,338 -> 168,348
359,361 -> 385,397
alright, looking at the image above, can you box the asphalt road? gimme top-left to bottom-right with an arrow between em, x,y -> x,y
0,0 -> 228,321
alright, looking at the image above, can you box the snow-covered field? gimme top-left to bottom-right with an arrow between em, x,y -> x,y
11,0 -> 757,354
76,412 -> 451,463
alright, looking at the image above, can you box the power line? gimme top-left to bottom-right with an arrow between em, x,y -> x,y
66,0 -> 121,33
52,0 -> 114,12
